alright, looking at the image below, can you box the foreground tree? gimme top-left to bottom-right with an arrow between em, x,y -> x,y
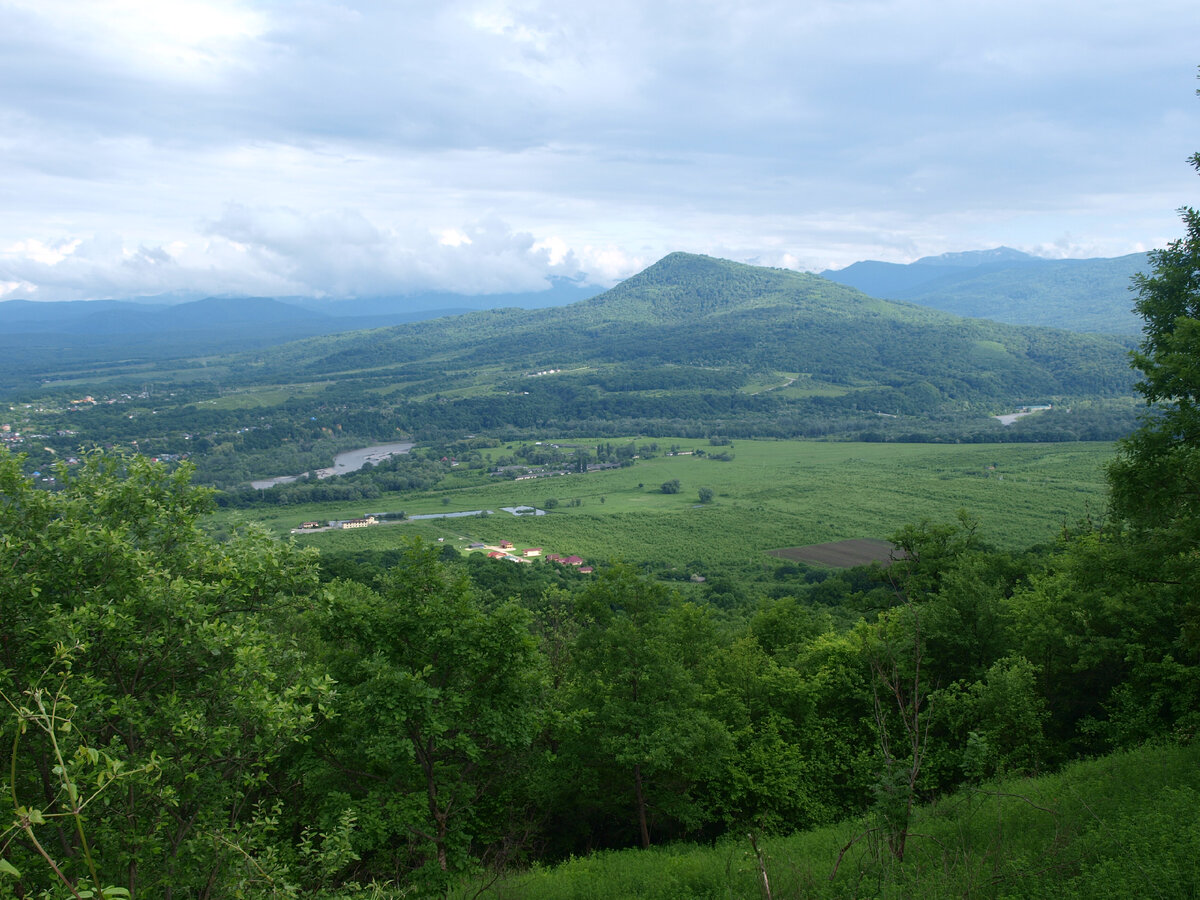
0,452 -> 331,897
298,541 -> 545,888
561,567 -> 729,849
1108,148 -> 1200,583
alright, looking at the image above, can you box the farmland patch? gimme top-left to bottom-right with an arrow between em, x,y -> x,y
768,538 -> 896,568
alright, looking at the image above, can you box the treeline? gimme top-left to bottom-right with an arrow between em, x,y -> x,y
8,377 -> 1140,501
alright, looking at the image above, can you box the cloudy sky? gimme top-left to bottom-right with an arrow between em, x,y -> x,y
1,0 -> 1198,302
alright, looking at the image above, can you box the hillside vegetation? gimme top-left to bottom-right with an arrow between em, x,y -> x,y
476,741 -> 1200,899
242,253 -> 1133,402
3,205 -> 1199,893
822,248 -> 1147,334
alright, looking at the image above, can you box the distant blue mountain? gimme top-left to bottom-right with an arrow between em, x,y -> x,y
0,281 -> 607,387
911,247 -> 1038,267
821,248 -> 1148,334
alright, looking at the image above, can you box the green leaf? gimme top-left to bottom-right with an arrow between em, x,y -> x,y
0,858 -> 21,878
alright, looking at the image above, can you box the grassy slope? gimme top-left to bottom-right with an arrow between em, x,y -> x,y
465,740 -> 1200,899
218,440 -> 1114,568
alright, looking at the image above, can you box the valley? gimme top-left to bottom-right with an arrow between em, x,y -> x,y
221,438 -> 1115,576
3,241 -> 1197,898
4,13 -> 1196,896
2,252 -> 1135,587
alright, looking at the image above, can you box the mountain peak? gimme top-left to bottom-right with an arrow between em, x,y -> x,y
912,247 -> 1037,268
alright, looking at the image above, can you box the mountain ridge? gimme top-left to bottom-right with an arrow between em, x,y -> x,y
229,252 -> 1134,415
821,248 -> 1146,333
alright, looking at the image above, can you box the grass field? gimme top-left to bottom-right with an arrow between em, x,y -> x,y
199,381 -> 330,410
214,439 -> 1116,572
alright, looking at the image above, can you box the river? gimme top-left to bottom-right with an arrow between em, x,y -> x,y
251,441 -> 415,490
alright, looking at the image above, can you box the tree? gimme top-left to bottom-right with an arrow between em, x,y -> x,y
1108,153 -> 1200,563
0,452 -> 331,897
660,479 -> 681,494
1012,87 -> 1200,754
301,541 -> 545,885
562,567 -> 728,848
698,487 -> 714,504
1100,105 -> 1200,734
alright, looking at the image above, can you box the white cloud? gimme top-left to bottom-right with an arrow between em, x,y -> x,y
5,238 -> 80,266
5,0 -> 266,81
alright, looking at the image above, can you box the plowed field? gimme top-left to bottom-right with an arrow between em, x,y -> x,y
768,538 -> 896,568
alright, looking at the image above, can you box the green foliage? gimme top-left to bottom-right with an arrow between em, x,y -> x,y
1,644 -> 159,900
0,451 -> 332,896
1106,158 -> 1200,639
295,540 -> 546,885
1008,127 -> 1200,759
7,127 -> 1200,893
556,568 -> 730,848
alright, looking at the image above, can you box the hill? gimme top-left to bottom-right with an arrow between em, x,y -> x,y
476,740 -> 1200,899
240,252 -> 1133,409
0,281 -> 602,392
821,248 -> 1147,334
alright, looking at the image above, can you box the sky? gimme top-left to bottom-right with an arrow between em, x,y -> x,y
1,0 -> 1198,302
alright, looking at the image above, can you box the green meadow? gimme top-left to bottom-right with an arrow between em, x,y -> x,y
217,439 -> 1116,570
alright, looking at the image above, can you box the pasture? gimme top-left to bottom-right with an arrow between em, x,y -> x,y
219,439 -> 1117,572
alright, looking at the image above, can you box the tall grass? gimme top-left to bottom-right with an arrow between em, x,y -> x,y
458,741 -> 1199,899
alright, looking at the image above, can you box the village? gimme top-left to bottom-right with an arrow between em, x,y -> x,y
467,540 -> 594,572
292,511 -> 595,573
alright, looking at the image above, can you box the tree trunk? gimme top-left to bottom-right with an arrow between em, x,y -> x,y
634,763 -> 650,848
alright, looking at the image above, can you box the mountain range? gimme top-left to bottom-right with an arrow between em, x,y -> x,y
1,252 -> 1143,451
821,247 -> 1147,334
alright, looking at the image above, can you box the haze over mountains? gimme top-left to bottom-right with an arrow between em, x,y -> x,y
0,279 -> 604,385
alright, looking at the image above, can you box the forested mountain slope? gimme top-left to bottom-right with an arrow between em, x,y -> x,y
822,248 -> 1147,334
237,252 -> 1133,404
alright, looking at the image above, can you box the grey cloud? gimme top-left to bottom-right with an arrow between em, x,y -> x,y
1,0 -> 1197,301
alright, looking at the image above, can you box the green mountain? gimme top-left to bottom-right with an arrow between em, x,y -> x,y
247,252 -> 1132,404
821,249 -> 1148,334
